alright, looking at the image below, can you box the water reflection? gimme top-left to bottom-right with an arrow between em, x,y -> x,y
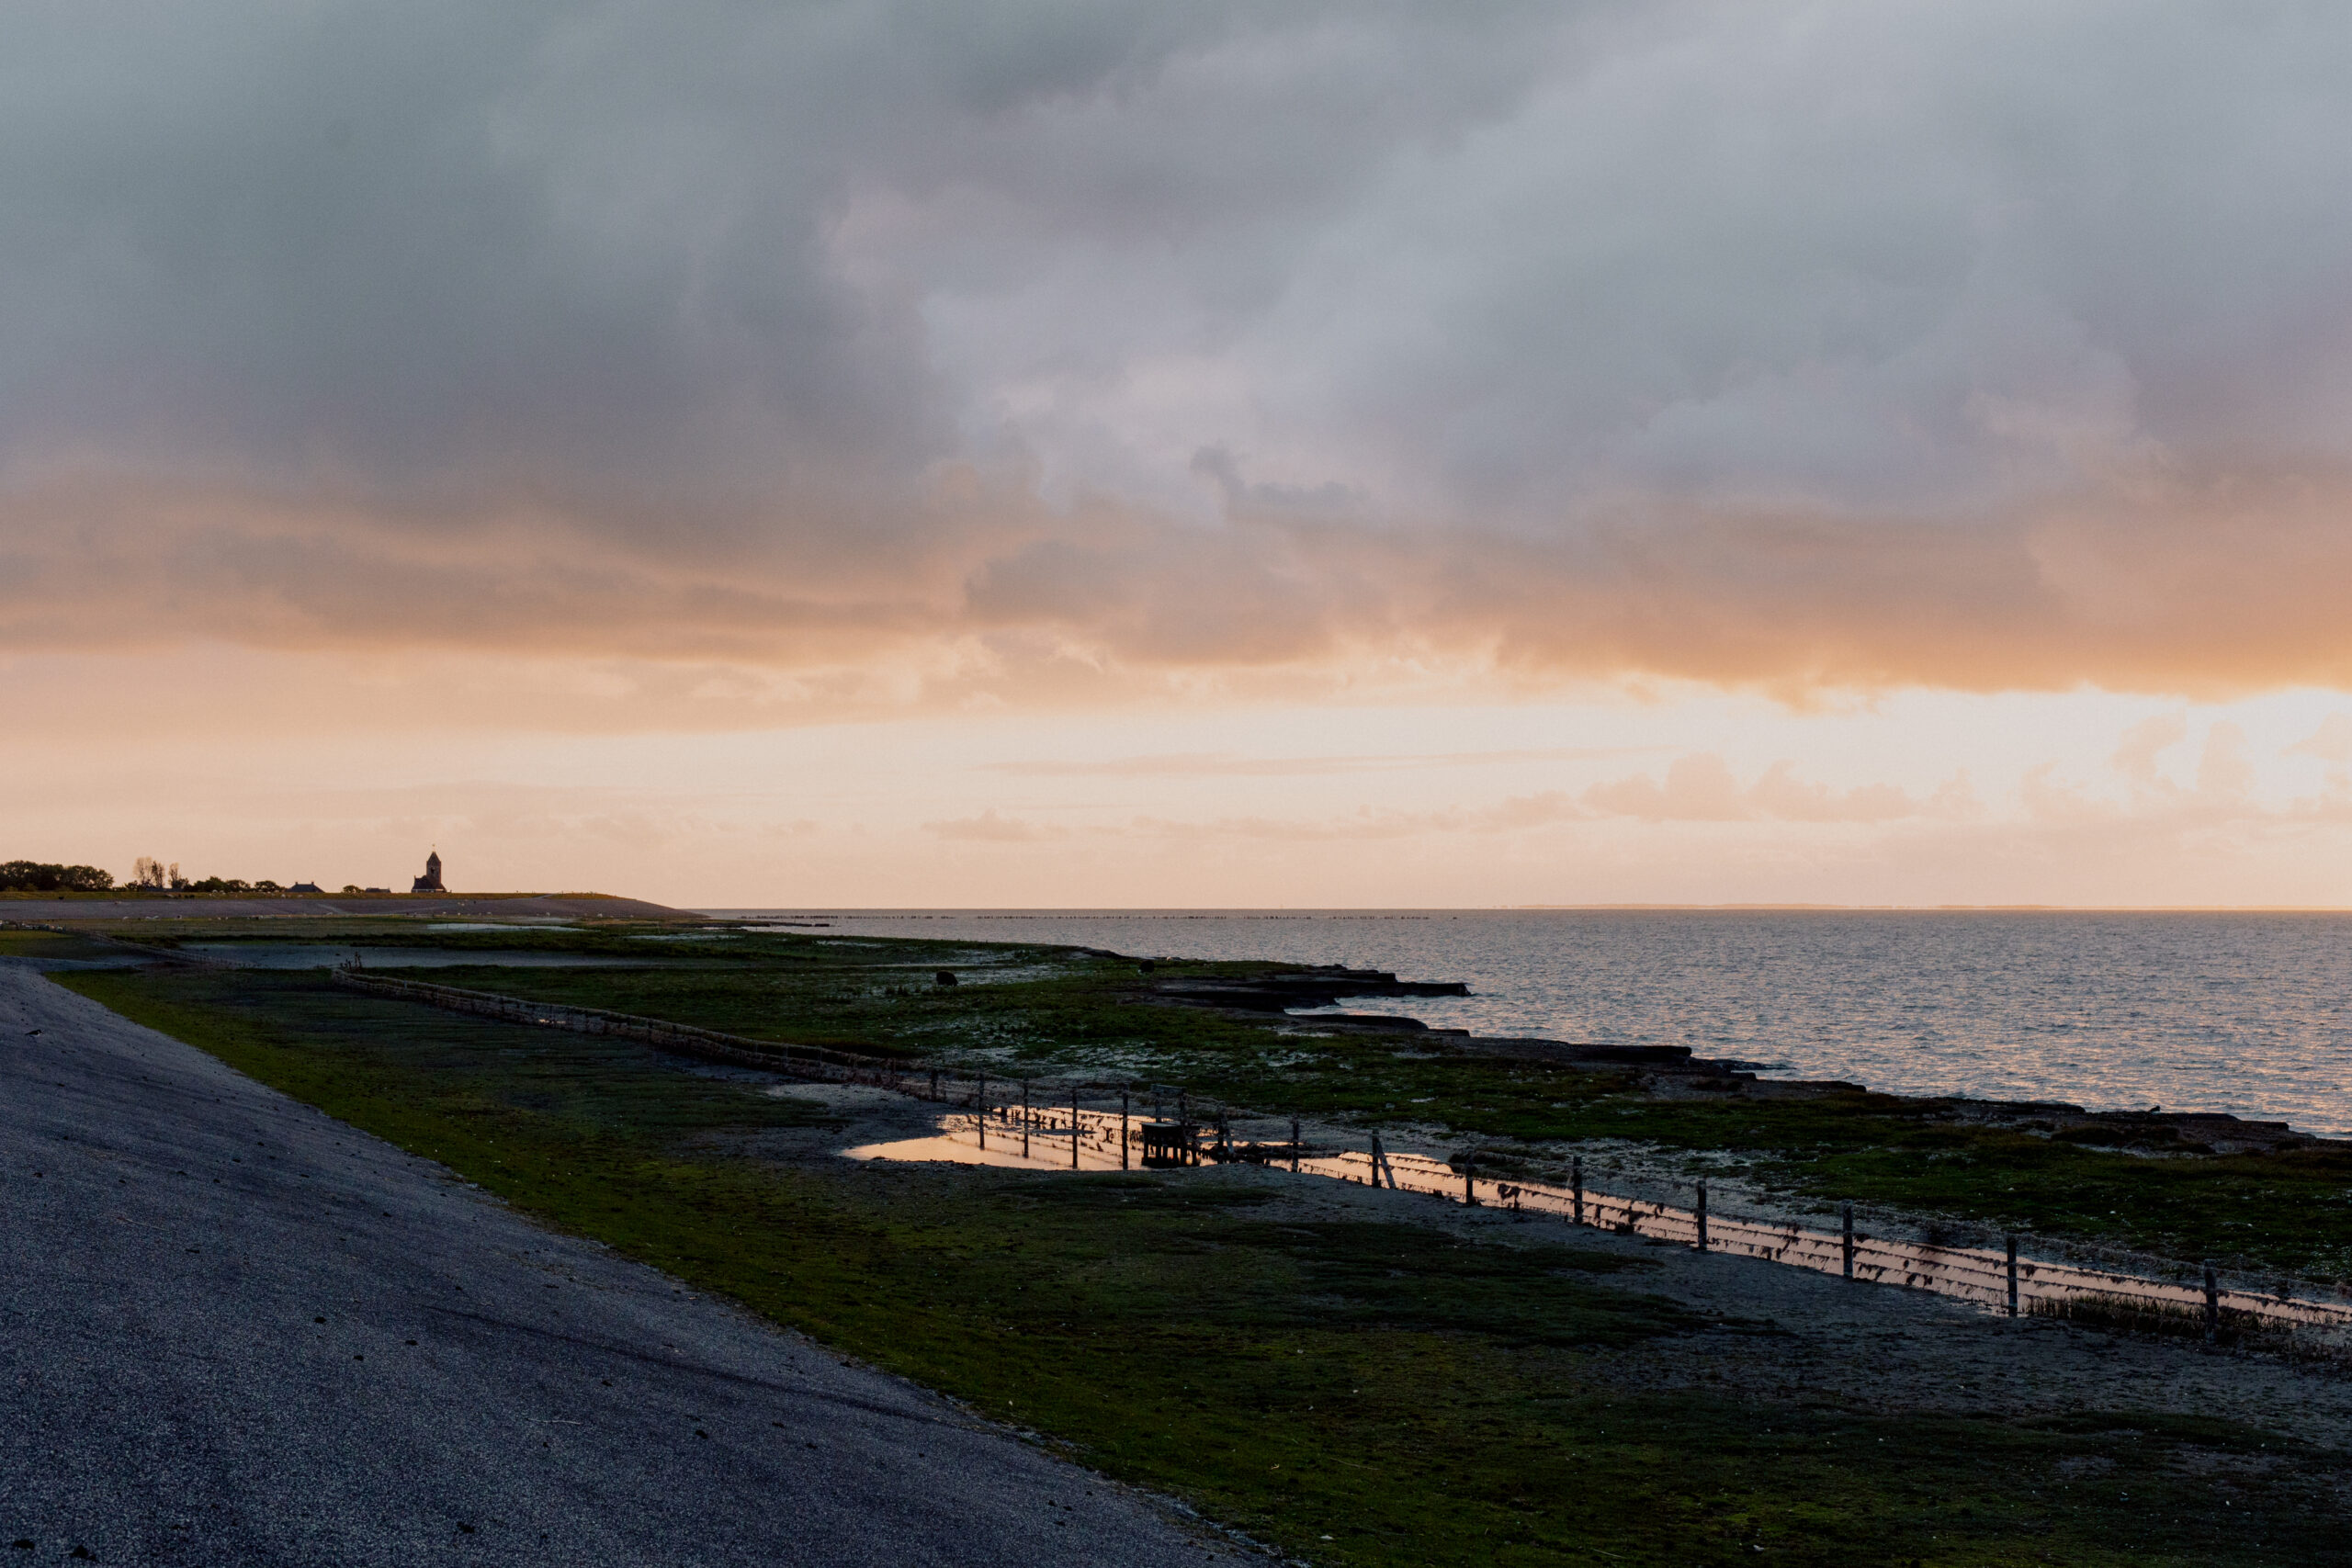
849,1104 -> 2352,1334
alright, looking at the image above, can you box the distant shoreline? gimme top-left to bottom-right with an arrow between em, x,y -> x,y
703,903 -> 2352,915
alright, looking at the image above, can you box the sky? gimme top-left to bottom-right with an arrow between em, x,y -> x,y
10,0 -> 2352,907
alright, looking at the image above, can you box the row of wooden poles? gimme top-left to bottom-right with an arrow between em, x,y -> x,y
338,967 -> 2238,1341
916,1068 -> 1284,1171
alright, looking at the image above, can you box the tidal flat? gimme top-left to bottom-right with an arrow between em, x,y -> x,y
41,917 -> 2352,1565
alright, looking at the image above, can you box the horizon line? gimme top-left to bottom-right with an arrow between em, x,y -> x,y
700,902 -> 2352,915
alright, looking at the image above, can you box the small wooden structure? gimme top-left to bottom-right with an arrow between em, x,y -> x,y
1137,1120 -> 1194,1168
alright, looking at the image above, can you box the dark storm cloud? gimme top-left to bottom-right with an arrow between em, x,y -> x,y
9,0 -> 2352,697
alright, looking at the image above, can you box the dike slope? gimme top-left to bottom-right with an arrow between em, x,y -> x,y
1,893 -> 691,921
0,965 -> 1222,1567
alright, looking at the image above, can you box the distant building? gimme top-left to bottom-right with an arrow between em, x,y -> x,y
411,851 -> 445,895
288,881 -> 322,894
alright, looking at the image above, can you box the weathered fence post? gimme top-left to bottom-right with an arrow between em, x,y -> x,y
1841,1202 -> 1855,1280
1216,1109 -> 1230,1161
1071,1085 -> 1081,1169
1290,1114 -> 1301,1173
1120,1087 -> 1130,1169
1464,1159 -> 1477,1208
1694,1179 -> 1708,1253
929,1069 -> 939,1101
1178,1090 -> 1191,1164
2204,1259 -> 2220,1344
1368,1132 -> 1387,1189
2006,1235 -> 2019,1317
1022,1080 -> 1031,1158
1571,1155 -> 1584,1227
976,1073 -> 989,1149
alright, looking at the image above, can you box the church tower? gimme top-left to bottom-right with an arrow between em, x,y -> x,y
412,850 -> 445,895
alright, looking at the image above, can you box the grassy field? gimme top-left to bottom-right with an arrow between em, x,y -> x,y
0,928 -> 124,961
129,919 -> 2352,1281
53,958 -> 2352,1567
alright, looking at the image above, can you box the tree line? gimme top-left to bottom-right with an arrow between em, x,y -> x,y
0,861 -> 116,892
4,860 -> 308,894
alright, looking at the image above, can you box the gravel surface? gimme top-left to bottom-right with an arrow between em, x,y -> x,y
0,964 -> 1231,1567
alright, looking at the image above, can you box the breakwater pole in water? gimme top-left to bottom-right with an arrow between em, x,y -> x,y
1071,1085 -> 1081,1169
2006,1235 -> 2019,1317
1841,1203 -> 1855,1280
2205,1261 -> 2221,1343
1120,1089 -> 1130,1170
1571,1156 -> 1583,1227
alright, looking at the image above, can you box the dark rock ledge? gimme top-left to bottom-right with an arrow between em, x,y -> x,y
1140,964 -> 2324,1156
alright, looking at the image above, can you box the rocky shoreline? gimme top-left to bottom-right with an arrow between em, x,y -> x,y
1143,961 -> 2324,1156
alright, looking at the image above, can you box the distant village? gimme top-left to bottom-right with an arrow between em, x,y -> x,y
1,850 -> 447,897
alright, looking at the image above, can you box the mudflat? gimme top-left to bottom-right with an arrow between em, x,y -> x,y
0,964 -> 1218,1567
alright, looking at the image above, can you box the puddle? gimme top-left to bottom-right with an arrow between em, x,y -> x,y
852,1104 -> 2352,1332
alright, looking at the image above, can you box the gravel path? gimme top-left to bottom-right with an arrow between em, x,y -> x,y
0,964 -> 1229,1567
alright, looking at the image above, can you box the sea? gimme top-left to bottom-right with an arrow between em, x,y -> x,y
707,909 -> 2352,1138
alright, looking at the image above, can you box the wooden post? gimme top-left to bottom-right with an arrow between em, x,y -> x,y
1694,1179 -> 1708,1253
1571,1155 -> 1583,1227
1071,1085 -> 1081,1168
929,1069 -> 940,1101
1217,1110 -> 1230,1161
1290,1114 -> 1301,1173
2204,1260 -> 2220,1344
1121,1088 -> 1130,1170
1178,1090 -> 1191,1165
1022,1080 -> 1031,1159
1369,1132 -> 1386,1189
1464,1161 -> 1477,1208
977,1074 -> 988,1150
1841,1202 -> 1855,1279
2006,1234 -> 2019,1317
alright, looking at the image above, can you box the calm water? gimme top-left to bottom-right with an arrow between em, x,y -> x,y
712,910 -> 2352,1136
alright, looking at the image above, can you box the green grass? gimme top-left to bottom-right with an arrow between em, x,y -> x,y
54,964 -> 2352,1568
0,928 -> 121,960
374,937 -> 2352,1281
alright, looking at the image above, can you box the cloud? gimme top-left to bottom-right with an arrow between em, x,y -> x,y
2113,714 -> 2188,788
14,2 -> 2352,703
980,747 -> 1657,777
2286,715 -> 2352,766
2195,722 -> 2254,802
1123,789 -> 1588,841
1583,755 -> 1927,823
922,809 -> 1063,842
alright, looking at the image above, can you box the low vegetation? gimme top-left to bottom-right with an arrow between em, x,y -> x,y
52,942 -> 2352,1567
119,919 -> 2352,1281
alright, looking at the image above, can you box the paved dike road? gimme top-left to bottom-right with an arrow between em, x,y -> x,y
0,964 -> 1224,1566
